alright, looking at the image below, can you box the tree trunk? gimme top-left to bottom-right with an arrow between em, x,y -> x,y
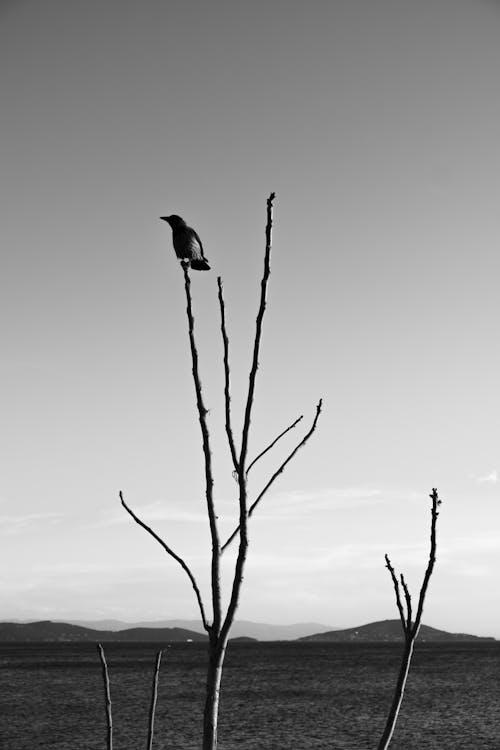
377,638 -> 415,750
202,638 -> 227,750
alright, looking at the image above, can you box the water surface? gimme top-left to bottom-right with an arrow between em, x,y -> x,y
1,641 -> 498,749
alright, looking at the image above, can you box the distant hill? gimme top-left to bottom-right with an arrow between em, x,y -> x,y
0,619 -> 336,642
0,621 -> 207,643
2,619 -> 494,643
229,636 -> 259,643
300,619 -> 496,642
56,619 -> 336,641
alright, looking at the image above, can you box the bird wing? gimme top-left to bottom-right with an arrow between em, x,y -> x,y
191,229 -> 207,260
172,227 -> 198,259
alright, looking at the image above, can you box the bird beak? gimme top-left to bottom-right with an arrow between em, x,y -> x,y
160,216 -> 169,222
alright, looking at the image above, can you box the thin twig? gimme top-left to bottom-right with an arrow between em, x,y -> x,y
120,491 -> 209,631
217,276 -> 239,473
97,643 -> 113,750
147,649 -> 163,750
221,400 -> 322,552
246,414 -> 304,476
384,555 -> 406,635
182,261 -> 222,634
400,574 -> 412,634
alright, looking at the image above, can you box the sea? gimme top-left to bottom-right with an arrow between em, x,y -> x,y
1,640 -> 499,749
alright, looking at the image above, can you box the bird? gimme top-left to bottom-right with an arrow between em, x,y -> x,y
160,215 -> 210,271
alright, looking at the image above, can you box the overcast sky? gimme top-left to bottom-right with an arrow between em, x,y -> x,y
1,0 -> 499,637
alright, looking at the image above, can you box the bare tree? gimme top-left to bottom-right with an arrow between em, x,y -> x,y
377,488 -> 442,750
120,193 -> 322,749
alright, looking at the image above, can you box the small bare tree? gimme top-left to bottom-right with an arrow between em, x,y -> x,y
97,643 -> 113,750
377,487 -> 442,750
120,193 -> 322,749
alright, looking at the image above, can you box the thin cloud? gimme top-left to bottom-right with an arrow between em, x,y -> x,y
0,512 -> 62,535
255,486 -> 385,519
453,563 -> 492,578
477,470 -> 498,483
441,535 -> 500,554
245,539 -> 437,575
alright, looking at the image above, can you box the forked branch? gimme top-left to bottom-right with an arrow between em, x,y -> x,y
384,554 -> 407,635
377,488 -> 442,750
221,400 -> 322,552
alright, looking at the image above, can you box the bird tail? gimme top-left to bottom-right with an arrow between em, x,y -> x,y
190,258 -> 211,271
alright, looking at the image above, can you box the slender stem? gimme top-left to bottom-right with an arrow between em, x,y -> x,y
400,574 -> 412,633
219,476 -> 249,643
221,400 -> 322,552
410,488 -> 440,640
246,414 -> 303,476
182,261 -> 222,634
97,643 -> 113,750
147,650 -> 163,750
120,491 -> 209,631
217,276 -> 239,473
239,192 -> 275,471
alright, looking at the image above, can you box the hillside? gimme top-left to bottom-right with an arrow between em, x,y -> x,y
61,619 -> 335,641
0,621 -> 207,643
300,619 -> 496,642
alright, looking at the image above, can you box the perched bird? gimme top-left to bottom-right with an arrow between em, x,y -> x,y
160,215 -> 210,271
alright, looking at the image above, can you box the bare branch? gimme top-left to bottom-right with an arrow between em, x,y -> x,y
220,193 -> 275,644
217,276 -> 239,473
182,261 -> 222,633
97,643 -> 113,750
248,400 -> 322,518
410,487 -> 440,640
239,192 -> 275,471
384,554 -> 407,635
147,650 -> 163,750
246,414 -> 304,476
221,400 -> 322,552
120,491 -> 209,631
400,573 -> 412,633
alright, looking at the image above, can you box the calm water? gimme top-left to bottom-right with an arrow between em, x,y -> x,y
0,641 -> 498,749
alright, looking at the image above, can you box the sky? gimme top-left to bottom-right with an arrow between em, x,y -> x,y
1,0 -> 499,638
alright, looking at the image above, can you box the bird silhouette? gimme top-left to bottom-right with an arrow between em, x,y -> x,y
160,215 -> 210,271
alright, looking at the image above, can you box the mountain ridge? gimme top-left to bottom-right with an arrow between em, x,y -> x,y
300,619 -> 496,642
5,619 -> 336,642
1,618 -> 495,642
0,621 -> 207,643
